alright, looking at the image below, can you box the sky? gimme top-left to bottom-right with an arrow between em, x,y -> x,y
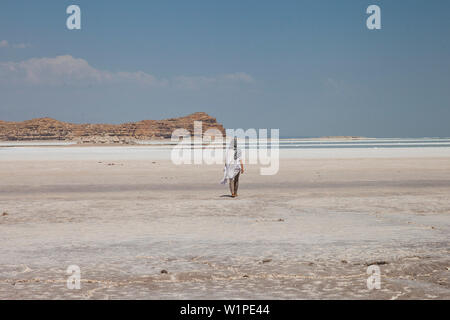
0,0 -> 449,137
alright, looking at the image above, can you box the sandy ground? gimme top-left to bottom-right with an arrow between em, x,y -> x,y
0,151 -> 449,299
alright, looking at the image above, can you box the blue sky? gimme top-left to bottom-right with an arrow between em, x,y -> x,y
0,0 -> 449,137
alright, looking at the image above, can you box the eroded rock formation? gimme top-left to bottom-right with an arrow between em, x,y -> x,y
0,112 -> 224,144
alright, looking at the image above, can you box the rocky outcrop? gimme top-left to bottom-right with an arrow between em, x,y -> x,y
0,112 -> 225,144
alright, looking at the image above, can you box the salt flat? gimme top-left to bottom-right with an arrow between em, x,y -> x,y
0,147 -> 449,299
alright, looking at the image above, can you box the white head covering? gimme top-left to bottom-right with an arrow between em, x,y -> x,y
220,137 -> 242,184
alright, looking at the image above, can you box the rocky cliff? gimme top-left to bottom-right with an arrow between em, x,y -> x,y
0,112 -> 225,144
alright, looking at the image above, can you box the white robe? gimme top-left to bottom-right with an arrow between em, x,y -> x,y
220,146 -> 242,184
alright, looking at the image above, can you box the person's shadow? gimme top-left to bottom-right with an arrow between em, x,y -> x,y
220,195 -> 234,198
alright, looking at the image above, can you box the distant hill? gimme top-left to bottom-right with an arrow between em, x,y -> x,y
0,112 -> 225,144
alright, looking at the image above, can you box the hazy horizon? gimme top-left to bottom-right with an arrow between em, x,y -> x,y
1,0 -> 450,138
